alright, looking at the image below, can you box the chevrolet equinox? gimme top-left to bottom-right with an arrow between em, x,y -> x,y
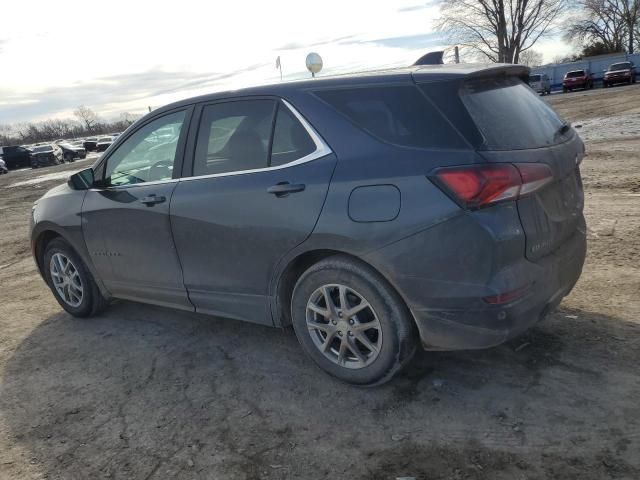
30,64 -> 586,385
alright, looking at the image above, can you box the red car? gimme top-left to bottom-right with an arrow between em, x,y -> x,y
603,61 -> 636,87
563,69 -> 593,92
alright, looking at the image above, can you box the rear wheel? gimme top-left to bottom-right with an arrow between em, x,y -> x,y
43,238 -> 109,317
291,255 -> 416,386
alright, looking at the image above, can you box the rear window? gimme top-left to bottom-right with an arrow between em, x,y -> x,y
566,71 -> 585,78
33,146 -> 53,153
460,76 -> 566,150
315,85 -> 467,149
529,74 -> 541,82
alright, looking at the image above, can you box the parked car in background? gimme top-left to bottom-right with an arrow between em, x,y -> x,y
83,137 -> 98,151
0,157 -> 8,174
31,64 -> 586,385
30,144 -> 63,168
0,145 -> 33,169
95,136 -> 114,152
59,142 -> 87,162
603,62 -> 636,87
563,69 -> 593,92
529,73 -> 551,95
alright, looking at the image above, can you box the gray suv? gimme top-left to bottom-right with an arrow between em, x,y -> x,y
30,64 -> 586,385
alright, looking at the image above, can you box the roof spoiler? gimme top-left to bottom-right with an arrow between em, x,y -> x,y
468,64 -> 530,79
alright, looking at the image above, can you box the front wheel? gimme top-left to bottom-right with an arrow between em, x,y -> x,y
43,238 -> 109,317
291,255 -> 417,386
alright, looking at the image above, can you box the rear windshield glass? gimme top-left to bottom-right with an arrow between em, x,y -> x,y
315,85 -> 467,149
529,74 -> 541,82
33,146 -> 53,153
609,63 -> 631,71
460,76 -> 566,150
566,71 -> 585,78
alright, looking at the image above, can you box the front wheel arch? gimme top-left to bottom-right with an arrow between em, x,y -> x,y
34,230 -> 63,277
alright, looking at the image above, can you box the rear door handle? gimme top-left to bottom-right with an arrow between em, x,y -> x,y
140,194 -> 166,206
267,182 -> 306,197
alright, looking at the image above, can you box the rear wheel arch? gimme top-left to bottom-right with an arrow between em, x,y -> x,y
274,249 -> 416,332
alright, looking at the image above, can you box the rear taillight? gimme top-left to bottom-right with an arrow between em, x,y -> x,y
432,163 -> 553,209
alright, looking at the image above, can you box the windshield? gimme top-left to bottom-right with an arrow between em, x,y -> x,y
566,71 -> 585,78
609,63 -> 631,71
529,74 -> 541,82
461,76 -> 566,150
33,146 -> 53,153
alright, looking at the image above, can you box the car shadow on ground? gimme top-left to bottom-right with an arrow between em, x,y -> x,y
1,301 -> 639,479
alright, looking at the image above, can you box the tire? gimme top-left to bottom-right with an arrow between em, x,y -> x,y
563,87 -> 568,93
291,255 -> 417,386
43,238 -> 109,317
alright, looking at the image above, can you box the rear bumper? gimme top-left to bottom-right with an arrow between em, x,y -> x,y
563,81 -> 588,88
412,227 -> 586,350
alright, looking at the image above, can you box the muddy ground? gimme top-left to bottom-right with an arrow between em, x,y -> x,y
1,85 -> 639,480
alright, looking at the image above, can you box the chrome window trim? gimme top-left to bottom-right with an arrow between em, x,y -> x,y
91,177 -> 180,191
181,99 -> 332,182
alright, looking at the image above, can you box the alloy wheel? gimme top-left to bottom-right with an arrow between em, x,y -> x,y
305,284 -> 382,369
50,253 -> 84,307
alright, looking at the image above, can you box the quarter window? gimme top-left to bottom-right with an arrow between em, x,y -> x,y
315,85 -> 467,149
104,111 -> 185,186
270,103 -> 316,166
193,100 -> 276,176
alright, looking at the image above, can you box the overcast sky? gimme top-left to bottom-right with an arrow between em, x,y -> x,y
0,0 -> 574,124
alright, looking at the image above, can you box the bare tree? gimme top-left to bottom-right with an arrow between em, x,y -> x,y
566,0 -> 625,52
437,0 -> 568,63
119,112 -> 141,126
519,49 -> 545,66
73,105 -> 98,132
617,0 -> 639,53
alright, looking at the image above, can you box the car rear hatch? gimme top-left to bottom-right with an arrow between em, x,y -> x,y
415,66 -> 585,261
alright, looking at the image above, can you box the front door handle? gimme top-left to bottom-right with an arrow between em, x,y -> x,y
267,182 -> 306,197
140,194 -> 166,206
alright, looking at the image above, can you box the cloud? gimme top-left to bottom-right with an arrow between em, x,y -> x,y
276,36 -> 356,52
398,1 -> 440,12
0,65 -> 269,123
340,32 -> 443,51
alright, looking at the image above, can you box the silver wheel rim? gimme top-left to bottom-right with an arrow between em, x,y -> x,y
50,253 -> 84,308
306,284 -> 382,369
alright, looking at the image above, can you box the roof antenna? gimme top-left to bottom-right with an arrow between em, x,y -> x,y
413,51 -> 444,66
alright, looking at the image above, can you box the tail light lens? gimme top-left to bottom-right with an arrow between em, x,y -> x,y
432,163 -> 553,209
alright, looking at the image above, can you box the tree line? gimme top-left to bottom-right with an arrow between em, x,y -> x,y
0,106 -> 142,147
438,0 -> 639,66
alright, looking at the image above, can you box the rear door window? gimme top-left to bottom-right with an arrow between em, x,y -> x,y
460,76 -> 566,150
315,85 -> 468,149
193,100 -> 276,176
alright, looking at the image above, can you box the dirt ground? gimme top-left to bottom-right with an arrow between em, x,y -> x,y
1,85 -> 639,480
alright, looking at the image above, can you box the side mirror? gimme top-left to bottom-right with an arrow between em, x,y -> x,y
68,167 -> 95,190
